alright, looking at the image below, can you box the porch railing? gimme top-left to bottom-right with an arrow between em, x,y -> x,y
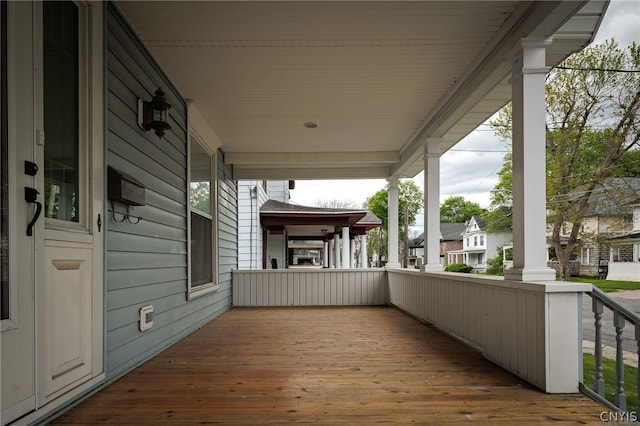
387,268 -> 590,393
581,287 -> 640,413
232,268 -> 388,306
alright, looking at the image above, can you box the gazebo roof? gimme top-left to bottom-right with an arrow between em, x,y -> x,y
260,200 -> 382,238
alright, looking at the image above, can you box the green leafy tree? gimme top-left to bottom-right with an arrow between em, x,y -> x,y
489,39 -> 640,279
366,179 -> 423,267
440,196 -> 484,223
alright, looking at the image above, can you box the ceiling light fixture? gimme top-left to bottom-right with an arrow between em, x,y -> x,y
303,121 -> 318,129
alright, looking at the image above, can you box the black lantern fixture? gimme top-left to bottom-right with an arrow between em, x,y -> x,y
138,87 -> 171,138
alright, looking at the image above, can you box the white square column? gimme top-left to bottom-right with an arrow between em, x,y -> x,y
342,226 -> 351,269
422,139 -> 444,272
386,177 -> 401,268
360,234 -> 368,268
333,233 -> 341,269
504,38 -> 556,282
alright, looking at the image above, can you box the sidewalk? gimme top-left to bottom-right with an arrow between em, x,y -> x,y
583,340 -> 638,367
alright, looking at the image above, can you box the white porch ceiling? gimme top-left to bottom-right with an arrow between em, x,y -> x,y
116,1 -> 607,180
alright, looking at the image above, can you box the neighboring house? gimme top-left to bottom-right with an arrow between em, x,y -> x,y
237,180 -> 292,270
548,178 -> 640,278
607,201 -> 640,281
408,223 -> 465,268
447,216 -> 511,272
580,178 -> 640,277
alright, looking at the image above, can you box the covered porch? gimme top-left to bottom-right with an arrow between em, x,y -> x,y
53,305 -> 604,425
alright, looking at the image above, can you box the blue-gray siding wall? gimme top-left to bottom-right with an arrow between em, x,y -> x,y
105,3 -> 236,380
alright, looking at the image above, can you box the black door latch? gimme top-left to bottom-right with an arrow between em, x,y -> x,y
25,187 -> 42,236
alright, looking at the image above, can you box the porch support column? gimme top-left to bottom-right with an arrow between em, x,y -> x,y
328,239 -> 334,268
505,37 -> 556,282
342,226 -> 350,268
422,139 -> 444,272
387,177 -> 401,268
323,241 -> 329,268
350,238 -> 356,268
360,234 -> 367,268
334,233 -> 341,269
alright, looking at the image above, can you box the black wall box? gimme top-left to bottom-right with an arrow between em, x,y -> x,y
108,166 -> 146,206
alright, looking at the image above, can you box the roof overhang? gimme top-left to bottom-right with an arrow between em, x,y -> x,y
117,0 -> 608,181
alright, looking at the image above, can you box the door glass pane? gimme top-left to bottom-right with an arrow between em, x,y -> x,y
1,0 -> 8,319
43,1 -> 79,222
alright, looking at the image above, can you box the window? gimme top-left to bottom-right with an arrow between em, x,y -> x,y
480,235 -> 484,246
466,237 -> 469,248
43,1 -> 80,224
474,236 -> 478,247
188,137 -> 217,297
581,247 -> 595,265
611,247 -> 620,262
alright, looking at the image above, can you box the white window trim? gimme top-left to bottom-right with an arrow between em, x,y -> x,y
187,132 -> 219,300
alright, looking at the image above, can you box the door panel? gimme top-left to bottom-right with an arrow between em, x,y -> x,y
43,241 -> 93,399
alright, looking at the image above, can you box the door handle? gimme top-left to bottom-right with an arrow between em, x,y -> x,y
25,187 -> 43,236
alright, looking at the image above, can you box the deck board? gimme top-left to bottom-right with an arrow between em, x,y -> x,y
52,307 -> 606,424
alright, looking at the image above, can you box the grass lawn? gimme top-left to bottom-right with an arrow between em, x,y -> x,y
570,276 -> 640,293
583,353 -> 638,411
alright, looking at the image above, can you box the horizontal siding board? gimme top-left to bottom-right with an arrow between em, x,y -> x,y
106,232 -> 187,255
108,251 -> 186,271
107,268 -> 187,291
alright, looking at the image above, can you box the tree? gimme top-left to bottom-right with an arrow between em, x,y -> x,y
314,199 -> 361,209
489,39 -> 640,280
440,196 -> 484,223
366,180 -> 424,267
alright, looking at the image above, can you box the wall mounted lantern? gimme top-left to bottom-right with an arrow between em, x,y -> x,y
138,87 -> 171,138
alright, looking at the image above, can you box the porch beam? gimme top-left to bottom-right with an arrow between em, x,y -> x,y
422,139 -> 444,272
226,151 -> 399,165
504,38 -> 556,282
232,165 -> 393,180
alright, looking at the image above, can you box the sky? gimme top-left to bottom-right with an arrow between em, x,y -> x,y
289,0 -> 640,215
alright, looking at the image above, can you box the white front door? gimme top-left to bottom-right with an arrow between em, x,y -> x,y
1,2 -> 104,423
1,3 -> 38,422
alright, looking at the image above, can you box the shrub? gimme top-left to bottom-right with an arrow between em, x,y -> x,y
444,263 -> 473,273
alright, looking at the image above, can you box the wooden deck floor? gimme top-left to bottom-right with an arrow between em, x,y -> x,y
52,307 -> 606,424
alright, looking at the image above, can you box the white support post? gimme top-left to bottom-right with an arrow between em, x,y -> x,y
323,241 -> 329,268
360,234 -> 368,268
504,37 -> 556,282
387,177 -> 401,268
342,226 -> 350,269
422,139 -> 444,272
334,233 -> 341,269
328,239 -> 334,268
350,238 -> 356,268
